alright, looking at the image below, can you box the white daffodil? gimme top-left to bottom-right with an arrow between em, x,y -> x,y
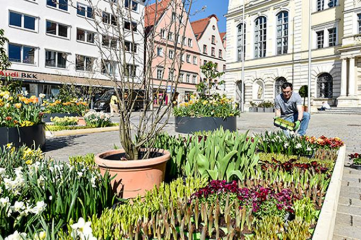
12,201 -> 25,213
39,93 -> 46,99
295,143 -> 302,149
71,217 -> 96,240
4,231 -> 27,240
0,197 -> 10,208
0,168 -> 6,177
30,201 -> 47,215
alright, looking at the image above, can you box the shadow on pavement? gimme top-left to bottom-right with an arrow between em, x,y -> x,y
44,135 -> 86,152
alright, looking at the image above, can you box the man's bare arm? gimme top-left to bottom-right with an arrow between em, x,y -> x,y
296,105 -> 303,121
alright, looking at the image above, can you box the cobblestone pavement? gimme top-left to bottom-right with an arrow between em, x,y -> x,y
44,112 -> 361,239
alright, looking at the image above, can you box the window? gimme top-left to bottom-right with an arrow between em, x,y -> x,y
8,43 -> 35,64
77,3 -> 94,18
186,74 -> 190,83
125,0 -> 138,11
219,49 -> 222,58
254,16 -> 266,58
161,29 -> 166,39
223,64 -> 226,72
328,28 -> 336,46
169,50 -> 174,59
215,63 -> 218,71
102,60 -> 114,74
168,69 -> 174,81
168,32 -> 173,41
76,29 -> 95,44
9,11 -> 36,31
211,47 -> 215,57
157,47 -> 163,57
172,12 -> 176,21
193,56 -> 197,65
179,73 -> 184,82
188,38 -> 192,47
276,11 -> 288,55
76,55 -> 94,71
125,41 -> 137,53
317,0 -> 324,11
186,54 -> 190,63
45,50 -> 67,68
204,60 -> 207,65
103,12 -> 117,26
316,30 -> 324,49
125,64 -> 137,77
182,37 -> 186,45
317,73 -> 333,98
157,68 -> 164,79
274,77 -> 287,96
328,0 -> 337,8
102,35 -> 117,48
358,14 -> 361,34
212,35 -> 215,44
47,0 -> 68,11
192,75 -> 196,84
124,21 -> 137,32
237,23 -> 246,61
46,20 -> 68,38
203,45 -> 207,54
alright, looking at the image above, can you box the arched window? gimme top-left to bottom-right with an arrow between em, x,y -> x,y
254,16 -> 267,58
237,23 -> 246,61
253,79 -> 264,100
317,73 -> 333,98
276,11 -> 288,55
275,77 -> 287,96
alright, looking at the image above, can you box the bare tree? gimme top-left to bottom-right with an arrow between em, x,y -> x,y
67,0 -> 193,159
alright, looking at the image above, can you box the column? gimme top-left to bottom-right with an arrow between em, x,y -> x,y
349,57 -> 356,96
340,58 -> 347,97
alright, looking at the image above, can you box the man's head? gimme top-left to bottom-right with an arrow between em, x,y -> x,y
281,82 -> 293,100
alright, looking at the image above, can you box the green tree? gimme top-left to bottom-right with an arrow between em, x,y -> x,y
197,61 -> 224,98
299,85 -> 308,106
0,29 -> 11,71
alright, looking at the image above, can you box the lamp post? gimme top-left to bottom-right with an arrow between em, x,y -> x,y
241,0 -> 245,112
307,0 -> 312,112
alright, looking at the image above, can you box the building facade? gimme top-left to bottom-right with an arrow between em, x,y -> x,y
225,0 -> 360,110
145,0 -> 200,104
0,0 -> 145,98
191,15 -> 226,91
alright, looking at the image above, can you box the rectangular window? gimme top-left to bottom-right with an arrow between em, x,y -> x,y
76,55 -> 94,71
125,64 -> 137,77
46,20 -> 68,38
77,3 -> 94,18
102,60 -> 114,74
328,0 -> 337,8
276,11 -> 288,55
125,41 -> 137,53
328,28 -> 336,47
317,0 -> 324,11
102,35 -> 117,48
9,11 -> 36,31
77,29 -> 95,43
188,38 -> 192,47
169,50 -> 174,59
203,45 -> 207,54
124,0 -> 138,11
237,23 -> 246,61
317,30 -> 324,49
168,69 -> 174,81
8,43 -> 35,64
157,47 -> 163,57
182,37 -> 186,45
161,29 -> 166,39
211,47 -> 215,57
193,56 -> 197,65
124,21 -> 137,32
47,0 -> 68,11
186,54 -> 191,63
103,12 -> 117,26
179,73 -> 184,82
219,49 -> 222,58
254,17 -> 267,58
45,50 -> 67,68
192,75 -> 196,84
157,68 -> 163,79
211,35 -> 215,44
172,12 -> 176,21
358,14 -> 361,34
204,60 -> 207,65
186,74 -> 190,83
168,32 -> 173,41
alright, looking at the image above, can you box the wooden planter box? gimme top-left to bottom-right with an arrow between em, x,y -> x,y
43,113 -> 80,122
0,124 -> 46,149
175,116 -> 237,134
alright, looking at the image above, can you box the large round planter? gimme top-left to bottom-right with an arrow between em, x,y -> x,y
43,113 -> 80,122
95,149 -> 170,199
175,116 -> 237,134
0,124 -> 46,149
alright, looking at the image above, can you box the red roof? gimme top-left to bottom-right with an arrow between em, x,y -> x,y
220,32 -> 226,41
145,0 -> 171,27
191,14 -> 219,40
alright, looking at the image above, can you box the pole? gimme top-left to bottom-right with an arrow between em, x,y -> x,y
241,0 -> 245,112
307,0 -> 312,112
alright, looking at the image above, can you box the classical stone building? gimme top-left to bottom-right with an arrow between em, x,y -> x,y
225,0 -> 361,110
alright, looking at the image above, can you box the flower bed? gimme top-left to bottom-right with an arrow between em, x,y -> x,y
42,99 -> 88,122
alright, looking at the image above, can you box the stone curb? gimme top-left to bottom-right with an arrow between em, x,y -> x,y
313,145 -> 346,240
46,126 -> 119,137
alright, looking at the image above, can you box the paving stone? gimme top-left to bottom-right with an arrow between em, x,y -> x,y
333,233 -> 359,240
333,224 -> 361,239
337,205 -> 361,217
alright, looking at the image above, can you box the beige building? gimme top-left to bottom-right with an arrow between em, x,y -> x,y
225,0 -> 361,110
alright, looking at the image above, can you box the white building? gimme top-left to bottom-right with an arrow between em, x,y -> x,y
0,0 -> 145,98
191,14 -> 226,91
224,0 -> 361,110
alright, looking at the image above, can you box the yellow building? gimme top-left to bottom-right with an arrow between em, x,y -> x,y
225,0 -> 360,110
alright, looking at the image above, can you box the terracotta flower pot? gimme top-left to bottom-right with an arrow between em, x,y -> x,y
95,149 -> 170,199
77,117 -> 86,126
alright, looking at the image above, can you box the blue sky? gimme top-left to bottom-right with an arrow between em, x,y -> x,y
189,0 -> 229,33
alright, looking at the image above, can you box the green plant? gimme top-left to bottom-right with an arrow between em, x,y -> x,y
299,85 -> 308,106
69,153 -> 96,168
51,116 -> 78,126
42,99 -> 88,116
0,29 -> 11,71
84,111 -> 111,128
294,197 -> 318,224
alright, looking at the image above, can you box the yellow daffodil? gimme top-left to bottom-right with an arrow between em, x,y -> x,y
6,143 -> 12,149
203,100 -> 208,105
14,103 -> 22,109
25,160 -> 33,165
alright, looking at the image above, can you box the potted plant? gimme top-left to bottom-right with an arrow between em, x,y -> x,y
349,153 -> 361,170
249,101 -> 257,112
85,0 -> 194,198
299,85 -> 308,112
257,101 -> 265,112
264,101 -> 275,112
173,61 -> 240,133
